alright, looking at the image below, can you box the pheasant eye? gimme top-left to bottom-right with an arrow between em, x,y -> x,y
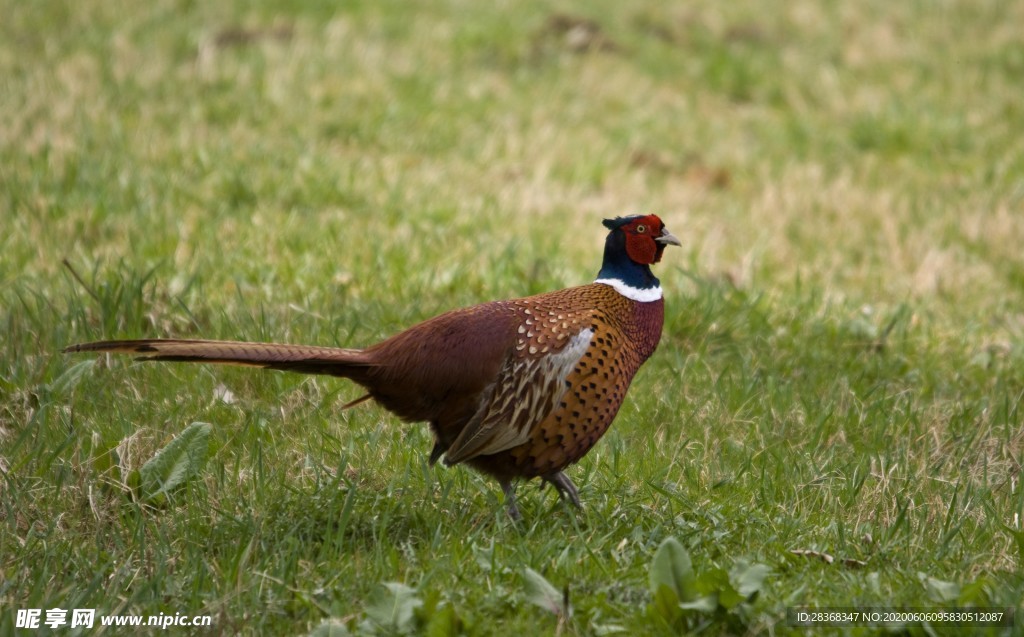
636,225 -> 646,233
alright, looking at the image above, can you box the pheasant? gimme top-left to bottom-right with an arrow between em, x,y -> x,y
65,215 -> 680,518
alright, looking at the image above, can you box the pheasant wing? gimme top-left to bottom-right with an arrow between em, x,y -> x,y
443,326 -> 595,464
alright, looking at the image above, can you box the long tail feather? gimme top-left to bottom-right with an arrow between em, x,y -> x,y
63,338 -> 373,377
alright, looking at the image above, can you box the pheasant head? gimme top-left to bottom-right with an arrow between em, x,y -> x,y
596,214 -> 680,301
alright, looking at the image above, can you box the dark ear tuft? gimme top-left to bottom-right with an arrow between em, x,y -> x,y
604,215 -> 643,230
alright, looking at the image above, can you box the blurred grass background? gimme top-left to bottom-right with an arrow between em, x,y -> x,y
2,0 -> 1023,634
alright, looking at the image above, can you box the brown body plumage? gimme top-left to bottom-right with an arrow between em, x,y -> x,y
65,215 -> 679,517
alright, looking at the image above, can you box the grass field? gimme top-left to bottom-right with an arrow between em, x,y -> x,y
3,0 -> 1024,634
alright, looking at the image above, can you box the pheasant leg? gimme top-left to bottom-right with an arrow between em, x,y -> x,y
501,480 -> 522,521
543,471 -> 582,508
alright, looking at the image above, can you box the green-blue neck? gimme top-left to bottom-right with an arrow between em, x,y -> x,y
593,231 -> 662,302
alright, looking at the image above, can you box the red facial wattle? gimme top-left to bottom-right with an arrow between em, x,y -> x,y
623,216 -> 667,265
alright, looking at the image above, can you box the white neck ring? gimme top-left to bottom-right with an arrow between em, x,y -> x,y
594,278 -> 663,302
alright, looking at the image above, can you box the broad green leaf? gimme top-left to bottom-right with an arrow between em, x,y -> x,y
523,567 -> 567,616
417,588 -> 462,637
730,560 -> 770,599
471,542 -> 494,572
423,603 -> 462,637
958,576 -> 991,606
649,537 -> 696,602
650,585 -> 683,623
678,596 -> 719,612
308,619 -> 351,637
137,422 -> 211,504
365,582 -> 422,632
698,567 -> 741,610
918,572 -> 960,603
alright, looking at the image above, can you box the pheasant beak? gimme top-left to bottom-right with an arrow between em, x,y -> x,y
655,228 -> 681,246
